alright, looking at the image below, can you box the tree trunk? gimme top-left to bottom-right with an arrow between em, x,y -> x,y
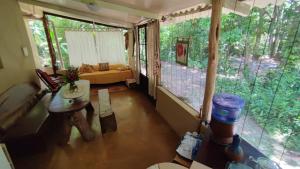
270,6 -> 283,58
270,29 -> 281,58
253,9 -> 265,58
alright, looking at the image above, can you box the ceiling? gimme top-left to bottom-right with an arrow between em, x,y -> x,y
19,0 -> 284,28
100,0 -> 202,15
30,0 -> 144,25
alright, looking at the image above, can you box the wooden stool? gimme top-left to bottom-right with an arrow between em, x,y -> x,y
100,112 -> 117,133
98,89 -> 117,133
125,78 -> 137,88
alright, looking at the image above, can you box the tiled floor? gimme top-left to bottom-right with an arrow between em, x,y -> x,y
13,86 -> 179,169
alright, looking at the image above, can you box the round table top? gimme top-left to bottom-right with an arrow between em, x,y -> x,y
48,80 -> 90,114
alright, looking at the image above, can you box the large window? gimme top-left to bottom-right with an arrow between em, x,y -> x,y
160,18 -> 210,111
160,1 -> 300,168
28,14 -> 128,69
139,26 -> 147,76
29,20 -> 52,68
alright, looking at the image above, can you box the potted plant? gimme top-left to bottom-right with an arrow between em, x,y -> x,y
64,66 -> 79,92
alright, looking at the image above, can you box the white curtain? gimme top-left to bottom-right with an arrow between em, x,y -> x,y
65,31 -> 98,67
147,20 -> 161,99
95,31 -> 126,64
133,27 -> 141,84
127,29 -> 134,67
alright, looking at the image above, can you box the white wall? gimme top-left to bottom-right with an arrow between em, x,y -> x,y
156,86 -> 200,137
0,0 -> 38,93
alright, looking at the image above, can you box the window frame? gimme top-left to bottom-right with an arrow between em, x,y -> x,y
138,25 -> 147,76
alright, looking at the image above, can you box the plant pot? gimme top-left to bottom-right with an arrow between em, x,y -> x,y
210,117 -> 234,145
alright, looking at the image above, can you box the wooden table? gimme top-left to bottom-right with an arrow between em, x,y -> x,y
174,129 -> 278,169
195,130 -> 270,169
48,80 -> 95,145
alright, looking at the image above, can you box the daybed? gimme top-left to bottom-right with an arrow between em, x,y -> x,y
79,64 -> 134,84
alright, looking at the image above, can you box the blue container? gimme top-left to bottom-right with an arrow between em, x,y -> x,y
212,93 -> 245,124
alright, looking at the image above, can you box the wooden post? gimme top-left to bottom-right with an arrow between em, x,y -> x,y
50,20 -> 64,69
201,0 -> 224,122
42,13 -> 57,75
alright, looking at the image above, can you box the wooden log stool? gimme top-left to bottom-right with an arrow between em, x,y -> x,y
98,89 -> 117,133
125,78 -> 137,88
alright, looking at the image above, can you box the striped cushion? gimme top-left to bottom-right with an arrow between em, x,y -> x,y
99,63 -> 109,71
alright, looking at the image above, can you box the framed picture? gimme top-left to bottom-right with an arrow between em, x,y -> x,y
176,39 -> 189,66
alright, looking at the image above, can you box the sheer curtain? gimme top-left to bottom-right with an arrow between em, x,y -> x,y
147,20 -> 161,99
65,31 -> 98,67
133,27 -> 141,84
95,31 -> 126,64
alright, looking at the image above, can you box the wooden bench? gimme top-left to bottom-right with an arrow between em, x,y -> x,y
98,89 -> 117,133
0,84 -> 51,157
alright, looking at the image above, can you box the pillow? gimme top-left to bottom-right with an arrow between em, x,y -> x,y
80,64 -> 94,73
37,69 -> 59,89
79,66 -> 85,74
109,64 -> 123,70
117,65 -> 130,71
0,92 -> 38,132
92,65 -> 99,71
99,63 -> 109,71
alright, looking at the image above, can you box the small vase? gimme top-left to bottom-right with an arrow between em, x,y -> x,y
69,82 -> 78,92
225,134 -> 244,162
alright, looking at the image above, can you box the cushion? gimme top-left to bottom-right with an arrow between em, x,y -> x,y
0,84 -> 38,132
109,64 -> 124,70
79,66 -> 85,74
36,69 -> 59,90
92,65 -> 99,71
80,64 -> 94,73
117,65 -> 130,71
99,63 -> 109,71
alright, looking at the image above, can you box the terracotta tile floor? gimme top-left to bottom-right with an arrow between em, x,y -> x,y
13,86 -> 179,169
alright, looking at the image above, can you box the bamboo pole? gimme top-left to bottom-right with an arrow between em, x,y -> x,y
201,0 -> 224,122
42,14 -> 57,75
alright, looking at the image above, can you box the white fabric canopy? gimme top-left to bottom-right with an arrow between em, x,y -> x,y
133,27 -> 141,84
95,31 -> 126,64
65,31 -> 98,67
65,31 -> 126,66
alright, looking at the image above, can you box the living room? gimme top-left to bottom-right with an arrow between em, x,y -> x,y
1,0 -> 299,169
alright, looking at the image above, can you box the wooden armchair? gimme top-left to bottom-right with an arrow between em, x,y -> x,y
35,69 -> 64,93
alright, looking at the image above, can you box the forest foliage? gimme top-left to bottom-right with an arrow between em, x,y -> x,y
160,0 -> 300,151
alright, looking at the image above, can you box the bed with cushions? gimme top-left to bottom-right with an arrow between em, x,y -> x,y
79,63 -> 134,84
